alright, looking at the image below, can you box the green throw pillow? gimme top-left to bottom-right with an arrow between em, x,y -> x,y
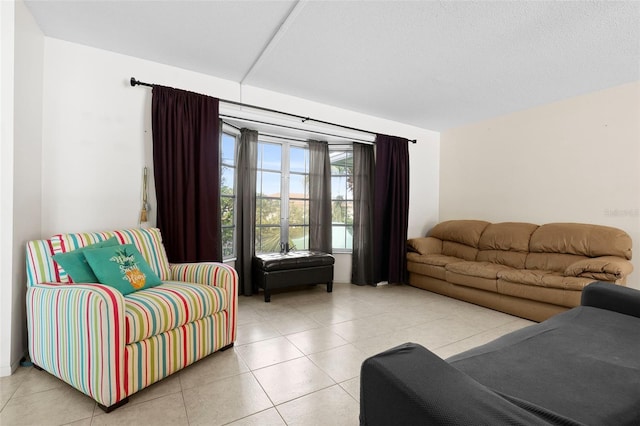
83,244 -> 162,295
52,237 -> 120,283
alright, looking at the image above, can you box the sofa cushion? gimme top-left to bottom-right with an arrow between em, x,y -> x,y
498,269 -> 593,291
428,220 -> 489,248
529,223 -> 632,259
124,281 -> 227,344
407,253 -> 465,267
448,306 -> 640,425
442,241 -> 478,261
525,252 -> 589,273
478,222 -> 538,252
476,250 -> 528,269
446,261 -> 513,280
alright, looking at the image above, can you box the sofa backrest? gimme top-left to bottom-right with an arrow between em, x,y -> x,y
26,227 -> 171,286
525,223 -> 633,273
476,222 -> 539,269
428,220 -> 490,261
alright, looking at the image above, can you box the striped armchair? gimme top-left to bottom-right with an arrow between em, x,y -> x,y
25,227 -> 238,411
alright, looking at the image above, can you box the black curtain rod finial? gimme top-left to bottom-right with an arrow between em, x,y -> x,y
130,77 -> 153,88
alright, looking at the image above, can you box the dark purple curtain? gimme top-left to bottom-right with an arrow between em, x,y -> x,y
373,134 -> 410,284
151,85 -> 222,263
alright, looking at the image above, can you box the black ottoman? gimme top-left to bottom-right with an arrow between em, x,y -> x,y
252,251 -> 335,302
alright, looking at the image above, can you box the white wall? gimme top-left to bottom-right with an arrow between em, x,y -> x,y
0,0 -> 44,377
41,39 -> 440,283
0,0 -> 17,377
13,0 -> 44,370
440,81 -> 640,287
41,38 -> 239,235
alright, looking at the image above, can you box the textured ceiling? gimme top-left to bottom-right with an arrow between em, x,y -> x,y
24,0 -> 640,131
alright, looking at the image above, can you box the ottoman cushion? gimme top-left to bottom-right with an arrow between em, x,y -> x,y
253,251 -> 335,271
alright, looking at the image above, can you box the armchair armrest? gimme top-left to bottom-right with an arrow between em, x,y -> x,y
170,262 -> 238,343
581,281 -> 640,319
26,283 -> 126,408
360,343 -> 578,426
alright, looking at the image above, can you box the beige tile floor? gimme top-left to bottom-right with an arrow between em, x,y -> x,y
0,283 -> 534,426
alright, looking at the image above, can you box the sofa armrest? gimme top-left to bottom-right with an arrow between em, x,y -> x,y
360,343 -> 579,426
565,256 -> 633,282
581,281 -> 640,319
170,262 -> 238,343
407,237 -> 442,255
26,283 -> 126,407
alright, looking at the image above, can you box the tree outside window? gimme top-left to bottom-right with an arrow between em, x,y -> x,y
220,131 -> 237,259
255,141 -> 310,253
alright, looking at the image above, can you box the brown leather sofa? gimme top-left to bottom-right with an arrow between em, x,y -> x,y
407,220 -> 633,321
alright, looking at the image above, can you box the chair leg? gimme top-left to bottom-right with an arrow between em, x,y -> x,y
327,282 -> 333,293
220,342 -> 235,351
97,397 -> 129,413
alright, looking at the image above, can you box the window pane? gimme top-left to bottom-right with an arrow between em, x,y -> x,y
330,148 -> 354,252
330,225 -> 354,250
257,198 -> 280,225
221,166 -> 234,195
221,133 -> 235,165
258,143 -> 281,171
345,201 -> 354,225
258,171 -> 281,196
345,225 -> 353,250
221,196 -> 234,226
332,176 -> 347,199
222,228 -> 234,258
345,176 -> 353,200
332,225 -> 347,250
330,151 -> 352,173
289,199 -> 308,225
290,147 -> 308,173
289,226 -> 309,250
256,226 -> 281,253
332,200 -> 346,223
289,174 -> 308,198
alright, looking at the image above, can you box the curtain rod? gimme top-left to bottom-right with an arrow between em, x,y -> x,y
130,77 -> 417,144
220,114 -> 373,144
223,120 -> 306,143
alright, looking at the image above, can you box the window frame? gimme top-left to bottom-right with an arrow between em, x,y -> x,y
255,137 -> 310,254
220,126 -> 239,261
329,145 -> 354,253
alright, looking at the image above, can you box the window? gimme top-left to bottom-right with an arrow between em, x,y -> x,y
255,140 -> 310,253
221,132 -> 355,256
220,131 -> 237,259
287,146 -> 310,251
330,148 -> 354,251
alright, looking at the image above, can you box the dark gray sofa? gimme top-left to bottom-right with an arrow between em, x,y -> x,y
360,282 -> 640,425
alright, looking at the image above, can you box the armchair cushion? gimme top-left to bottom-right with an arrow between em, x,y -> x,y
84,244 -> 162,295
50,228 -> 171,283
52,237 -> 120,283
124,282 -> 227,344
